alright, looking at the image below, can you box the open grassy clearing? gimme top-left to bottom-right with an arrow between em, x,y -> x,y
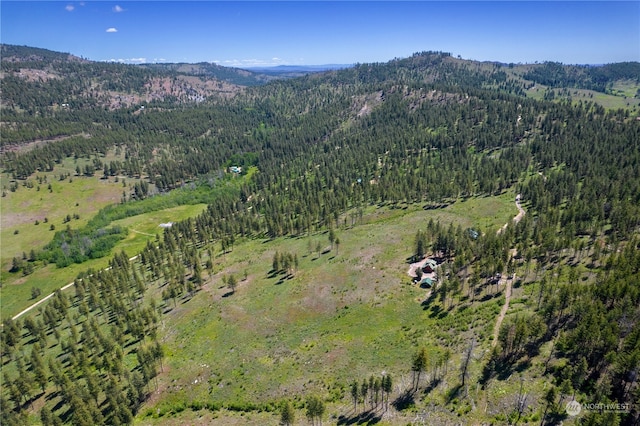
525,83 -> 640,111
447,190 -> 516,233
1,155 -> 138,317
573,89 -> 640,110
139,195 -> 521,424
0,160 -> 206,319
110,203 -> 208,254
1,204 -> 207,319
0,159 -> 140,265
0,149 -> 145,265
610,79 -> 640,98
1,158 -> 250,320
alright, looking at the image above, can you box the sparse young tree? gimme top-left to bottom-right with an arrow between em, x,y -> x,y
541,386 -> 557,426
414,230 -> 427,260
372,376 -> 381,409
350,380 -> 359,412
272,251 -> 281,273
460,338 -> 476,394
227,274 -> 237,294
305,395 -> 325,425
382,374 -> 392,411
412,348 -> 428,391
280,400 -> 295,426
360,379 -> 369,411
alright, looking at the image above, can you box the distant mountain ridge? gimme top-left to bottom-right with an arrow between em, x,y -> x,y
0,44 -> 359,111
0,44 -> 83,62
244,64 -> 353,76
1,44 -> 638,114
0,44 -> 276,110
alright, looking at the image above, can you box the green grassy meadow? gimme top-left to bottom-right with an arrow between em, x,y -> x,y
0,154 -> 212,319
3,153 -> 551,424
137,195 -> 525,424
0,161 -> 136,265
525,83 -> 640,111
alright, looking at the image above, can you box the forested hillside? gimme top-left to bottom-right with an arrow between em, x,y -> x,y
1,48 -> 639,425
0,44 -> 272,118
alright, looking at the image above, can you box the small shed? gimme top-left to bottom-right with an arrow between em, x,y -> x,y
422,259 -> 438,273
420,277 -> 434,288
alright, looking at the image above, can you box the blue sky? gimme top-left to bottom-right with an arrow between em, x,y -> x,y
1,1 -> 638,66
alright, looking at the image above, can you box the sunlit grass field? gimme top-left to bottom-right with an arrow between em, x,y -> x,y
137,195 -> 522,424
0,154 -> 209,319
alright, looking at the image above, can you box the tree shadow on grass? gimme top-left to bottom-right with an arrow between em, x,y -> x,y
337,410 -> 382,425
445,384 -> 463,404
480,355 -> 532,388
221,291 -> 234,298
422,377 -> 441,395
52,400 -> 69,421
479,292 -> 499,302
421,292 -> 437,308
267,270 -> 279,279
275,273 -> 295,285
45,390 -> 60,402
392,389 -> 416,411
545,411 -> 570,425
123,338 -> 139,351
427,304 -> 448,319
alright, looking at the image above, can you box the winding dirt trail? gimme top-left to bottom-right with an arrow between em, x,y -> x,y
498,195 -> 525,235
491,261 -> 515,348
491,196 -> 525,347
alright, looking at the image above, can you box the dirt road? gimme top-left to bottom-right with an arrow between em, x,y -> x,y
10,254 -> 139,321
491,195 -> 526,346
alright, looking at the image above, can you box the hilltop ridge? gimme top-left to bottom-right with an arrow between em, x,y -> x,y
2,44 -> 639,114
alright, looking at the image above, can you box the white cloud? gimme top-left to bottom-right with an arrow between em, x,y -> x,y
106,58 -> 148,64
113,5 -> 124,13
65,4 -> 74,12
106,28 -> 118,33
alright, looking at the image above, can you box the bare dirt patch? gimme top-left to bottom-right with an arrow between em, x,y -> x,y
355,91 -> 384,117
15,68 -> 61,82
0,133 -> 91,155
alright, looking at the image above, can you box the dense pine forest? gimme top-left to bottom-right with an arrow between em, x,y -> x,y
1,45 -> 639,425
